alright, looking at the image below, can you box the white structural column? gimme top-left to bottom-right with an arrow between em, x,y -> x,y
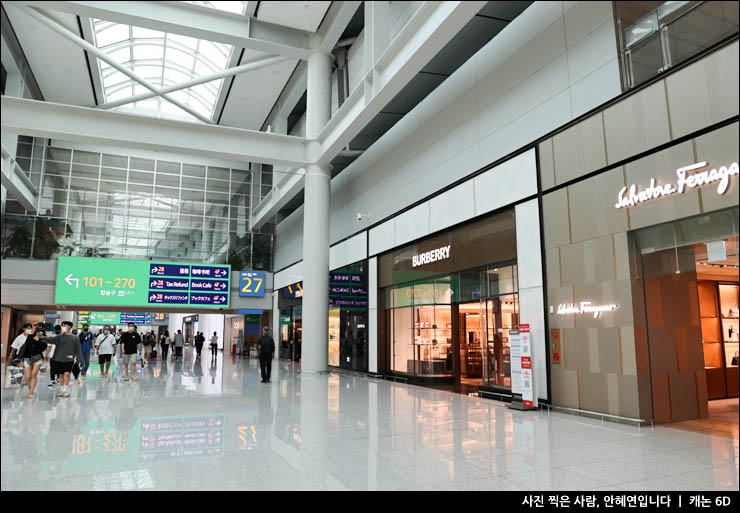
300,51 -> 333,374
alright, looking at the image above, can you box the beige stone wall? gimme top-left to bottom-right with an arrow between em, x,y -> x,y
539,41 -> 740,420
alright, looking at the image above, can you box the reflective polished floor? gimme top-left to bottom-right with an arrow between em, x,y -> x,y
2,349 -> 738,491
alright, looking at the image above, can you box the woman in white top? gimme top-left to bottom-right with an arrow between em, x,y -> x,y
95,327 -> 116,378
209,332 -> 219,359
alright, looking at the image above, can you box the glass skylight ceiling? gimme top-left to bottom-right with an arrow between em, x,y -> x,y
92,20 -> 235,121
185,1 -> 248,14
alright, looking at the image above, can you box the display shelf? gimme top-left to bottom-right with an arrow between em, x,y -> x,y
703,342 -> 723,369
725,341 -> 739,368
698,281 -> 720,318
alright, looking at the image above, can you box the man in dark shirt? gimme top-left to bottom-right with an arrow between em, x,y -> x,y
44,321 -> 81,398
120,322 -> 142,382
78,324 -> 94,380
257,327 -> 275,383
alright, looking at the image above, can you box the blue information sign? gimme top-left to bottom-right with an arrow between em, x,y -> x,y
191,265 -> 229,279
148,292 -> 189,305
190,293 -> 228,306
120,313 -> 151,324
150,264 -> 191,277
239,271 -> 266,297
190,279 -> 229,292
149,277 -> 190,290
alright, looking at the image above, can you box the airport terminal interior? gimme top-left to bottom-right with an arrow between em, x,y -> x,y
1,0 -> 738,492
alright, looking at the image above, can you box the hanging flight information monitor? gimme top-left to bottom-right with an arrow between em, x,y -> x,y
55,256 -> 230,308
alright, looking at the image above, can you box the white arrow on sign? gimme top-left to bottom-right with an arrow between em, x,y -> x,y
65,273 -> 79,288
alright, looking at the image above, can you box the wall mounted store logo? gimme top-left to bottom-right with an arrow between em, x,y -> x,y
550,302 -> 618,318
412,245 -> 451,268
615,161 -> 738,209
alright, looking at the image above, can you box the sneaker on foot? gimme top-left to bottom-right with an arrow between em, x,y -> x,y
124,376 -> 129,381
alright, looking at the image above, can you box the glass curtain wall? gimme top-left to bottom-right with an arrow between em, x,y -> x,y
616,1 -> 739,90
1,140 -> 274,269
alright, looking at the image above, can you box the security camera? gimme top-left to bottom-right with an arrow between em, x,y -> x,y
357,213 -> 363,221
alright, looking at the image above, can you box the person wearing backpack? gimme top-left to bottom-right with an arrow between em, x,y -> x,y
142,330 -> 155,364
173,330 -> 184,360
257,327 -> 275,383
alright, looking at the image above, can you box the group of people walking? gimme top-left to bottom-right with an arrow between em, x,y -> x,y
8,321 -> 229,397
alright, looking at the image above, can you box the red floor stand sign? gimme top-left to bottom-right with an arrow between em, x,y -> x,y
508,323 -> 536,411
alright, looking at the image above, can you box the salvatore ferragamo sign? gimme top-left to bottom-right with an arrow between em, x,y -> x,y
550,302 -> 619,318
615,161 -> 738,210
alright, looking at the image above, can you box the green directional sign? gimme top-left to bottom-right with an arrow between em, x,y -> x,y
55,256 -> 231,309
88,312 -> 120,325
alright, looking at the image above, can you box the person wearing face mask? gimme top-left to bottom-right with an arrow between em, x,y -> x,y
95,326 -> 116,379
10,323 -> 33,363
48,324 -> 62,388
17,326 -> 48,398
78,324 -> 94,380
43,321 -> 81,398
9,324 -> 34,388
120,323 -> 142,381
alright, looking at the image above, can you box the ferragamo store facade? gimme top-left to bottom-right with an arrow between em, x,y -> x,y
539,41 -> 739,424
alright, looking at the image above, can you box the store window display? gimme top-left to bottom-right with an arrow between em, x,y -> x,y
328,261 -> 368,372
385,264 -> 519,386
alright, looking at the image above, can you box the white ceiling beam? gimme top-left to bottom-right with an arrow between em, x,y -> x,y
1,142 -> 39,214
316,1 -> 486,165
316,1 -> 362,54
78,16 -> 104,106
212,47 -> 244,123
244,1 -> 258,18
1,96 -> 312,168
10,0 -> 315,60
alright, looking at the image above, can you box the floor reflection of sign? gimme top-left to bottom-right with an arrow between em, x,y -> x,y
71,432 -> 127,456
236,425 -> 258,448
138,415 -> 224,463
